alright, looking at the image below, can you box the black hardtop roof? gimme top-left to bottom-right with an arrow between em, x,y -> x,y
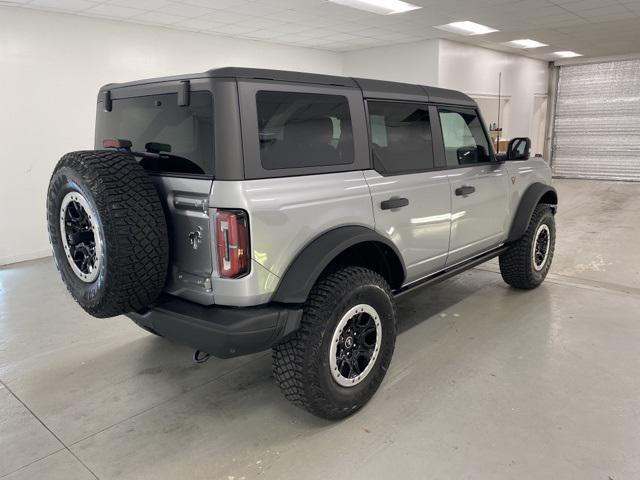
99,67 -> 476,106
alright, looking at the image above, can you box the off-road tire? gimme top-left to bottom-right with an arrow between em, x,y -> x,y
47,150 -> 168,318
499,203 -> 555,289
272,266 -> 396,420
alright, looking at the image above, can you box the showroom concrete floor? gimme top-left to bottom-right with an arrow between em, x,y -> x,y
1,179 -> 639,480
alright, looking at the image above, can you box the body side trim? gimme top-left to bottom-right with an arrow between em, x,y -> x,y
395,244 -> 508,297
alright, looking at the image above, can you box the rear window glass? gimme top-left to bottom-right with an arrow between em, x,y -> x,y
95,92 -> 214,175
256,91 -> 354,170
368,101 -> 434,174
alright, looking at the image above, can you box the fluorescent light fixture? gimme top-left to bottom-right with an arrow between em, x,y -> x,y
329,0 -> 421,15
505,39 -> 548,49
434,21 -> 499,36
554,51 -> 583,58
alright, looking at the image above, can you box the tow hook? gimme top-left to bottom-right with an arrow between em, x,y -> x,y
193,350 -> 211,364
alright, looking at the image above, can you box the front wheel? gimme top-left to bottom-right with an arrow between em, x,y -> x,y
272,266 -> 396,420
499,204 -> 556,289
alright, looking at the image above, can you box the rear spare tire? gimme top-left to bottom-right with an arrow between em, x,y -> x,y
46,150 -> 168,318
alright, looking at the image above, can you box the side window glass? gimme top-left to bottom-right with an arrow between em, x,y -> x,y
367,101 -> 434,174
438,108 -> 491,166
256,91 -> 353,170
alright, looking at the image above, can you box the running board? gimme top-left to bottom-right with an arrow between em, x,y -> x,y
393,245 -> 509,298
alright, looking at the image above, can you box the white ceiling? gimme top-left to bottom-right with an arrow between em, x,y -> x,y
3,0 -> 640,59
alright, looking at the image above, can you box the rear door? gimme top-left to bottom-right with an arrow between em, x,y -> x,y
437,106 -> 509,265
365,101 -> 451,284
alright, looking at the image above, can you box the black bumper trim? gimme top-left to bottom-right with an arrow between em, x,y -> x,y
127,296 -> 303,359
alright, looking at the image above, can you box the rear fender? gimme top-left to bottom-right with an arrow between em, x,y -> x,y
272,226 -> 406,304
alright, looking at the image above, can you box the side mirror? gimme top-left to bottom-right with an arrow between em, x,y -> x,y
507,137 -> 531,160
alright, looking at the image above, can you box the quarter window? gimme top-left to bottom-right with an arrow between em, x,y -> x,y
368,101 -> 434,174
438,108 -> 492,166
256,91 -> 354,170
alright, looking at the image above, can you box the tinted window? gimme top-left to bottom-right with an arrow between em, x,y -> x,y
438,108 -> 491,166
96,92 -> 214,175
256,91 -> 353,170
368,102 -> 434,174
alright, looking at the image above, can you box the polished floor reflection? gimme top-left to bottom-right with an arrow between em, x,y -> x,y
1,179 -> 639,480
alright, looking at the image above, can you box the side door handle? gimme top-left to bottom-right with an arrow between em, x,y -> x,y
380,197 -> 409,210
455,185 -> 476,197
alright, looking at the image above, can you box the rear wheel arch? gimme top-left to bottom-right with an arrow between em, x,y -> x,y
508,183 -> 558,243
271,226 -> 406,304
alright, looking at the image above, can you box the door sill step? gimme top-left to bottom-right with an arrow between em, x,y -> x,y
394,245 -> 508,298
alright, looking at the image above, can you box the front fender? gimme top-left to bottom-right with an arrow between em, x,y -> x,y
508,182 -> 558,242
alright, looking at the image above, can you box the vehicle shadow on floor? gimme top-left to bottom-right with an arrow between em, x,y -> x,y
396,269 -> 500,335
54,267 -> 557,463
148,269 -> 507,421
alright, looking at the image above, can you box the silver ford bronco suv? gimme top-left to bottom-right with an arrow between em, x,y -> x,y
47,68 -> 557,419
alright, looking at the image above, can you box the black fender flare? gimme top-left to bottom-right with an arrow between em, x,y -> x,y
271,225 -> 406,304
507,182 -> 558,242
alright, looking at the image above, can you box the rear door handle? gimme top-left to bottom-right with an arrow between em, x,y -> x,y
380,197 -> 409,210
455,185 -> 476,197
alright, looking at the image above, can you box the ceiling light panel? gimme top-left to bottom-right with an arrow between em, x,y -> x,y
435,21 -> 499,36
329,0 -> 421,15
554,51 -> 583,58
505,39 -> 549,49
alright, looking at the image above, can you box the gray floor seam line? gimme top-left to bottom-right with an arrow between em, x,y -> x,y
473,266 -> 640,297
0,448 -> 66,479
66,351 -> 271,448
545,274 -> 640,296
0,379 -> 100,480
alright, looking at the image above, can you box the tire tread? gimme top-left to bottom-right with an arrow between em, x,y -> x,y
47,150 -> 168,317
272,266 -> 395,419
499,203 -> 554,289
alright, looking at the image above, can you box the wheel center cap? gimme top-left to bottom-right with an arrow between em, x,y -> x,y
344,336 -> 354,349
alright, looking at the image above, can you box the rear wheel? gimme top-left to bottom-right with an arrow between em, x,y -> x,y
499,204 -> 555,289
272,266 -> 396,420
47,150 -> 169,318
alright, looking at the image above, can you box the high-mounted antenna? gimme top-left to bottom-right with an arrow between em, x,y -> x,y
496,72 -> 502,153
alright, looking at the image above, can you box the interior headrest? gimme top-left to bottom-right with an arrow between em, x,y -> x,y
284,117 -> 334,144
387,122 -> 429,144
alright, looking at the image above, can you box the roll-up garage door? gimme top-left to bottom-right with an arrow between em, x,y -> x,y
552,59 -> 640,181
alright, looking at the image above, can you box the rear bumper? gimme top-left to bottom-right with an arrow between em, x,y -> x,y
126,295 -> 303,359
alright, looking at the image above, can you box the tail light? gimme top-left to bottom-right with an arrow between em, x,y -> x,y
215,210 -> 249,278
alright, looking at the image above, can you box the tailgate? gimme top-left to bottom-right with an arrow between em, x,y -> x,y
150,175 -> 215,305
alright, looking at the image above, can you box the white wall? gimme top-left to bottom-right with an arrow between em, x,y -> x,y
0,6 -> 343,266
437,39 -> 549,139
0,7 -> 551,266
341,40 -> 439,86
342,39 -> 549,140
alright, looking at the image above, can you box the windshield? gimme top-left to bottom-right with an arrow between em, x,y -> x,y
95,92 -> 214,176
